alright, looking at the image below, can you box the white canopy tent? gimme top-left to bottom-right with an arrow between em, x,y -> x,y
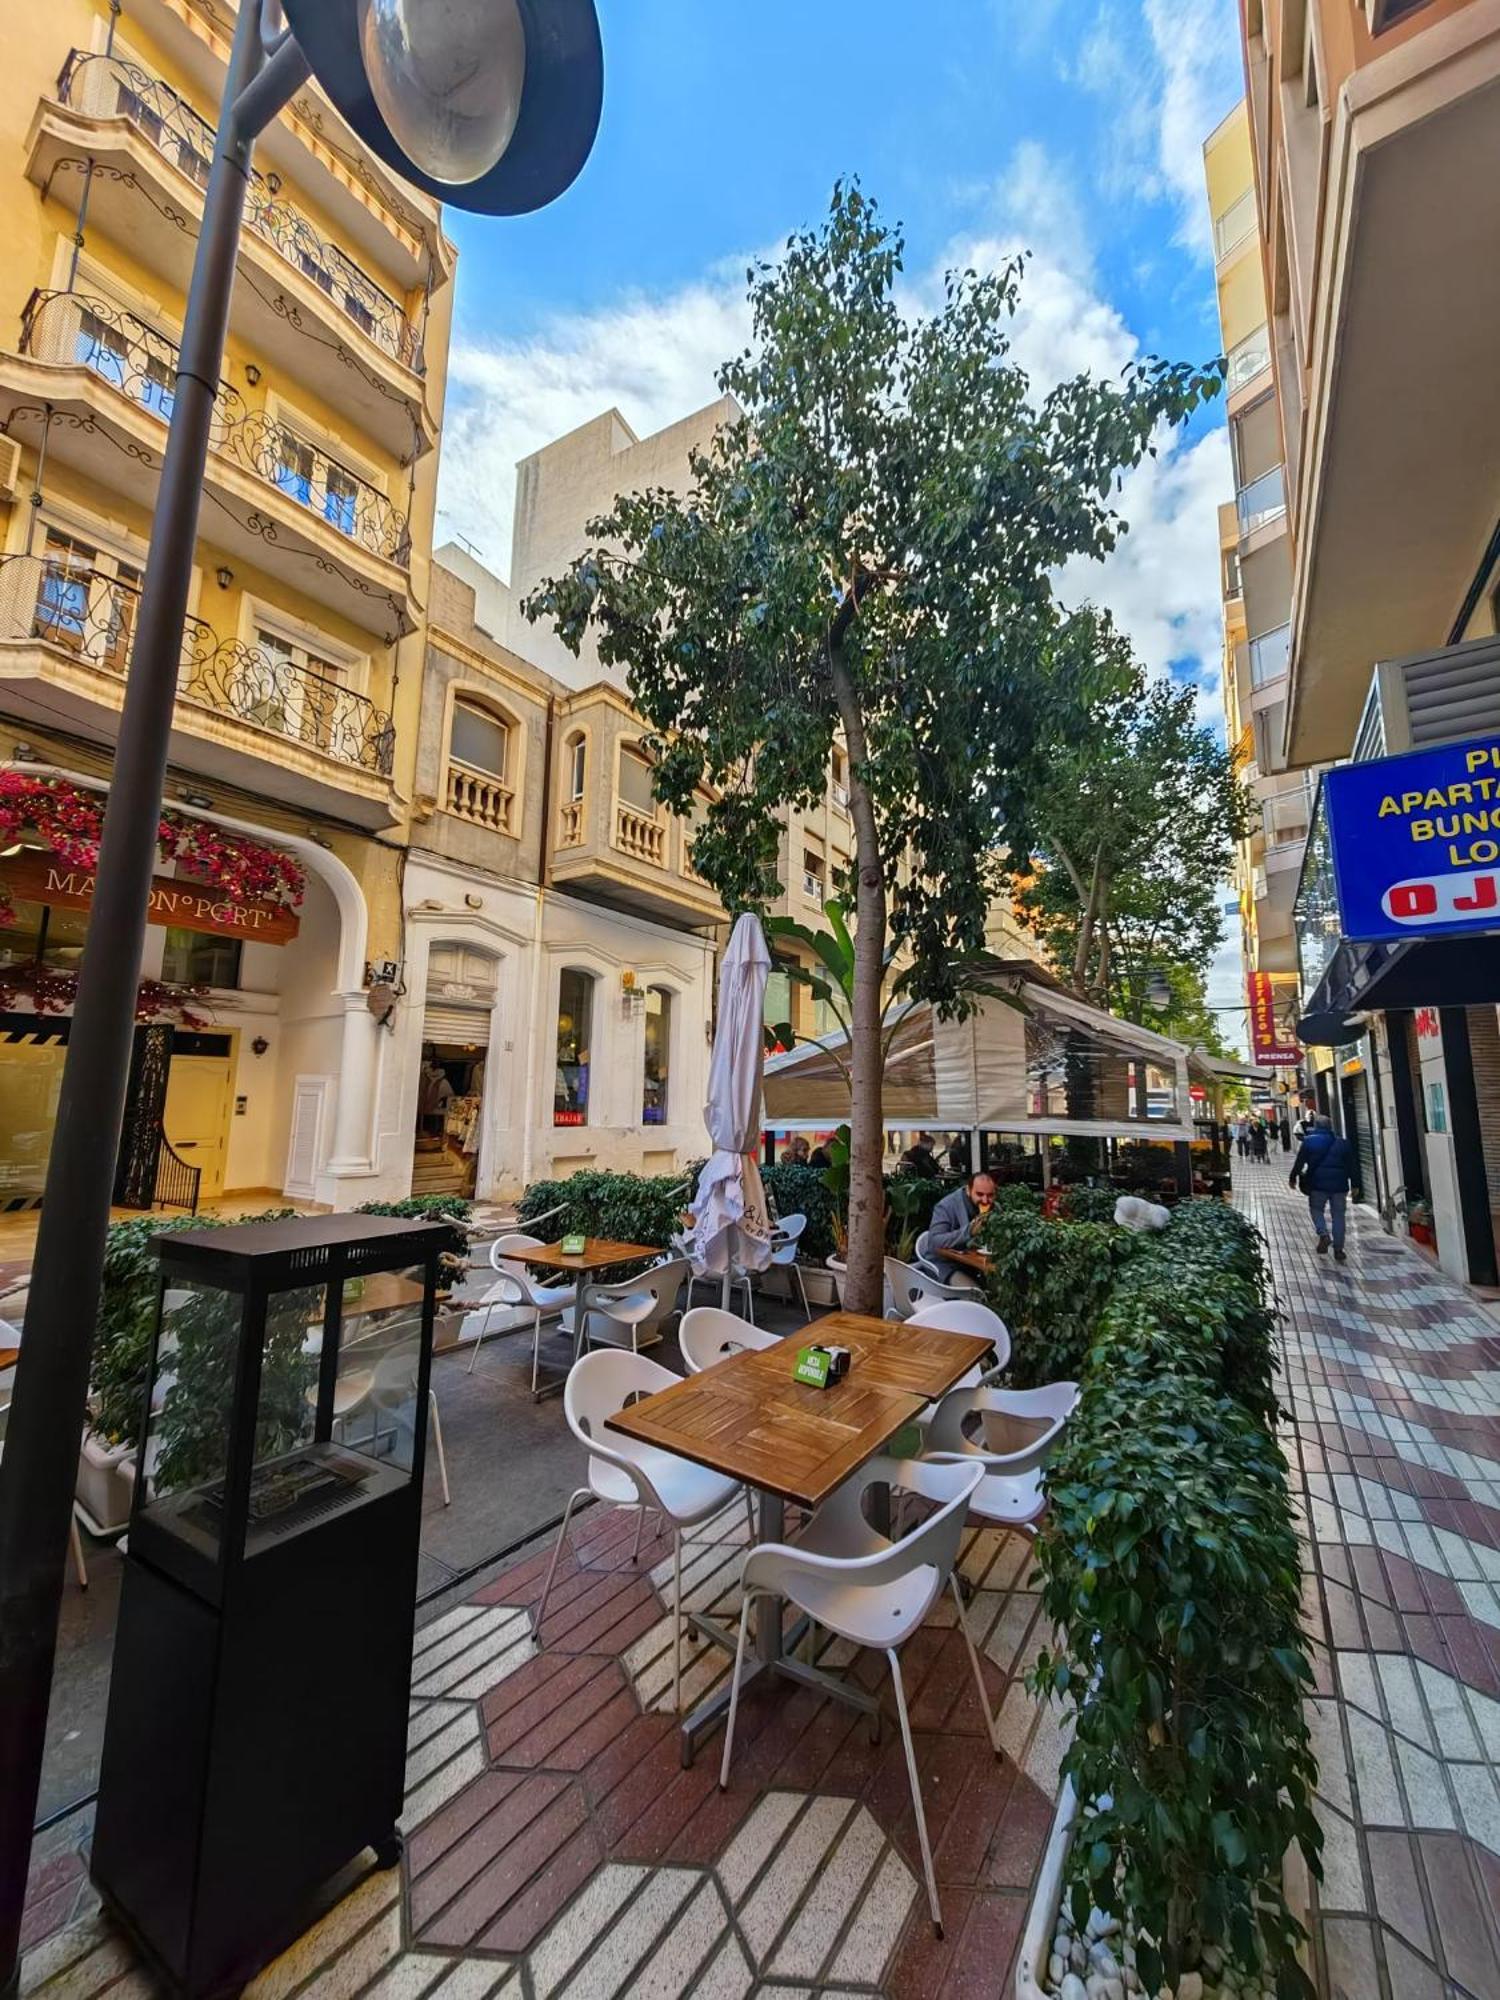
761,959 -> 1196,1146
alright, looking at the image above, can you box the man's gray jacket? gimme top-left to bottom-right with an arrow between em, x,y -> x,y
926,1186 -> 977,1256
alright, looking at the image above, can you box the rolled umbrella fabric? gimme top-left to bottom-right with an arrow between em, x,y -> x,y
688,912 -> 773,1289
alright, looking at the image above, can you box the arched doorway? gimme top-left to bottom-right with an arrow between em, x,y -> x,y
414,942 -> 498,1198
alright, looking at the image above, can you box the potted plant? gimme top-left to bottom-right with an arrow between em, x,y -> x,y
1406,1195 -> 1436,1250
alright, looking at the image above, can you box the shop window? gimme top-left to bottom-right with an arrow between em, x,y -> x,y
643,986 -> 672,1125
554,967 -> 594,1125
0,898 -> 47,969
161,928 -> 243,991
450,699 -> 509,778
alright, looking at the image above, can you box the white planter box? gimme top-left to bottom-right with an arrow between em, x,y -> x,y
75,1429 -> 135,1536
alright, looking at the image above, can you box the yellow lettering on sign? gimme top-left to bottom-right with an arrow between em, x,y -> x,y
1379,796 -> 1401,818
1411,819 -> 1435,841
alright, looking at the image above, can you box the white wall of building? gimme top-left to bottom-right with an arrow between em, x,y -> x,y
397,853 -> 715,1200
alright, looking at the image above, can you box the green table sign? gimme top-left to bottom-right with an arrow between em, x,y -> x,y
793,1345 -> 832,1389
559,1233 -> 588,1256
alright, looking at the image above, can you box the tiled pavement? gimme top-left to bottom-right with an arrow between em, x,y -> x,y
19,1486 -> 1064,1998
1237,1162 -> 1500,2000
23,1168 -> 1500,2000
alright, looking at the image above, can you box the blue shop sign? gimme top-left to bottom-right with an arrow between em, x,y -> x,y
1323,735 -> 1500,941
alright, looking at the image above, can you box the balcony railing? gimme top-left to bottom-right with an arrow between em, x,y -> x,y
614,801 -> 665,865
1214,188 -> 1258,264
0,553 -> 395,775
20,290 -> 412,568
1226,324 -> 1271,395
54,51 -> 425,374
1236,464 -> 1286,536
558,798 -> 585,847
1249,622 -> 1292,687
445,760 -> 514,833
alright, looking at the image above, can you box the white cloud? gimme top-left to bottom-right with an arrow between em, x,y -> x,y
1143,0 -> 1243,256
436,270 -> 751,573
436,145 -> 1233,731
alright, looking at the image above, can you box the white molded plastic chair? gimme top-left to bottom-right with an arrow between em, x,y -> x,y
767,1214 -> 812,1320
679,1304 -> 781,1374
923,1380 -> 1079,1531
367,1348 -> 452,1508
582,1257 -> 692,1356
913,1229 -> 979,1290
718,1455 -> 993,1936
475,1233 -> 579,1396
884,1256 -> 974,1321
536,1349 -> 745,1709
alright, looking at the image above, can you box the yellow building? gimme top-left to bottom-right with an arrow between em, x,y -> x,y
0,0 -> 453,1207
1202,101 -> 1309,1065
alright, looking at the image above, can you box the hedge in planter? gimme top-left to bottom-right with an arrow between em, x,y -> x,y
518,1171 -> 685,1259
975,1207 -> 1132,1386
1025,1201 -> 1319,1996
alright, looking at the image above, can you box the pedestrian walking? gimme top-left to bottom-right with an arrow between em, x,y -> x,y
1233,1114 -> 1249,1158
1250,1119 -> 1268,1162
1289,1113 -> 1355,1263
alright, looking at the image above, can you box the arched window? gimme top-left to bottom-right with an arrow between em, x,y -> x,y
554,968 -> 595,1125
447,697 -> 513,831
560,730 -> 587,846
643,986 -> 672,1124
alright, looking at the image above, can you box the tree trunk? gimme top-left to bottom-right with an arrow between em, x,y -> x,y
829,645 -> 886,1316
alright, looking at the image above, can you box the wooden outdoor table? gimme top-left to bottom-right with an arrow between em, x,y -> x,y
0,1347 -> 18,1372
938,1246 -> 992,1276
492,1238 -> 663,1396
607,1309 -> 993,1762
491,1237 -> 660,1276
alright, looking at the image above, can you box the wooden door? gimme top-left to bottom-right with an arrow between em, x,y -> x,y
162,1052 -> 233,1200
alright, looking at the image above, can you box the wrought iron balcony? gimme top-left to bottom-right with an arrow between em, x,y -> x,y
0,552 -> 395,776
20,289 -> 412,568
54,51 -> 425,376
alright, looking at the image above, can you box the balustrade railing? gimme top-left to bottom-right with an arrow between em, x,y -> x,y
445,760 -> 514,833
614,800 -> 665,865
0,553 -> 395,775
21,289 -> 412,567
558,798 -> 585,847
54,51 -> 425,374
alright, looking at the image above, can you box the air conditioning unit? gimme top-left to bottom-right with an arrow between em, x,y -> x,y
0,435 -> 22,504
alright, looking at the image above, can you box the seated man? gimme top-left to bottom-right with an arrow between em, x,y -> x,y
926,1171 -> 997,1264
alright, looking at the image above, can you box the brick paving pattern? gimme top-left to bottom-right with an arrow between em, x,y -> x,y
19,1476 -> 1061,1997
1238,1160 -> 1500,2000
24,1165 -> 1500,1998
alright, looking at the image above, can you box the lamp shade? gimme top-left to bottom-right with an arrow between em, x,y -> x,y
278,0 -> 603,215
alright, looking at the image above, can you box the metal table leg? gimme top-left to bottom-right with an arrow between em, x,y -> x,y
677,1488 -> 879,1767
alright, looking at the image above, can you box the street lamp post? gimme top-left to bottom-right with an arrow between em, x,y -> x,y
0,5 -> 601,1989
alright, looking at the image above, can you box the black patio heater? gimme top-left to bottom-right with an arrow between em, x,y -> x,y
91,1213 -> 449,1996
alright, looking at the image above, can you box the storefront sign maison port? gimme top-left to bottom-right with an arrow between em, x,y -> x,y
0,851 -> 300,944
1322,736 -> 1500,940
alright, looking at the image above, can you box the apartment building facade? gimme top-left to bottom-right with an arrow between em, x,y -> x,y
1237,0 -> 1500,1283
1203,101 -> 1313,1075
398,556 -> 718,1202
0,0 -> 453,1209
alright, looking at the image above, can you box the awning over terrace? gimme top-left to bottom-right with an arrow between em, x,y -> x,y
761,958 -> 1196,1142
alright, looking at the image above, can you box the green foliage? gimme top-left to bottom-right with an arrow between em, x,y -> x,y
1057,1183 -> 1119,1225
355,1195 -> 472,1287
819,1125 -> 852,1254
762,1162 -> 838,1263
1024,1200 -> 1317,1992
518,1172 -> 686,1261
992,1182 -> 1042,1216
155,1275 -> 319,1494
524,180 -> 1221,1314
977,1208 -> 1130,1384
884,1170 -> 957,1261
90,1210 -> 296,1453
1013,663 -> 1249,1010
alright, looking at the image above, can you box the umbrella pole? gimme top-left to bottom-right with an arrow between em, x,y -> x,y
721,1271 -> 731,1313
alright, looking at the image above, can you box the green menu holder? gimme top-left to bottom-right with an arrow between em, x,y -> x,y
793,1346 -> 832,1388
559,1233 -> 588,1256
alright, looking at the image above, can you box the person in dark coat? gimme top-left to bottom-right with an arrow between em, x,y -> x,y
1289,1113 -> 1356,1262
1250,1118 -> 1269,1162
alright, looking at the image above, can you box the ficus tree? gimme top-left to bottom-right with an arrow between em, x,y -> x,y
1015,660 -> 1247,1010
524,183 -> 1222,1313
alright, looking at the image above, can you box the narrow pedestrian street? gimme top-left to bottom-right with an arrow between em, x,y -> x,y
1235,1161 -> 1500,2000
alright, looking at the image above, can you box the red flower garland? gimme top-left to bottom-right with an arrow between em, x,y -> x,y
0,773 -> 305,924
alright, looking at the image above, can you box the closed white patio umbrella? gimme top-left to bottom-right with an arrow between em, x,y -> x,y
687,912 -> 773,1308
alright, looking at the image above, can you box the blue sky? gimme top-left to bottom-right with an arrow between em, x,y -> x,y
432,0 -> 1251,1029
